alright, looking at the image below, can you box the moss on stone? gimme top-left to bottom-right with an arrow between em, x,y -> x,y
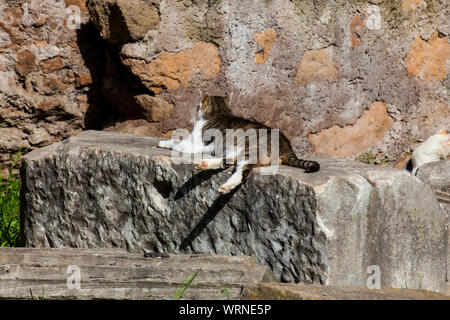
355,151 -> 390,166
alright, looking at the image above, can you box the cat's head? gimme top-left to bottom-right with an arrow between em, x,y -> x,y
199,96 -> 231,116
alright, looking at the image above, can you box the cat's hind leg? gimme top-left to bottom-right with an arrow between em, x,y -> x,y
218,160 -> 249,194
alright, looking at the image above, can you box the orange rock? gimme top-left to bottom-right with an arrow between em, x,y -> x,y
65,0 -> 88,13
3,7 -> 23,27
350,13 -> 366,47
401,0 -> 426,10
33,16 -> 47,28
253,29 -> 277,64
134,95 -> 174,122
103,119 -> 171,138
122,42 -> 221,93
294,49 -> 338,84
39,77 -> 70,94
395,155 -> 412,170
39,57 -> 64,73
16,50 -> 36,77
307,101 -> 394,157
36,99 -> 61,113
75,72 -> 93,87
406,32 -> 449,82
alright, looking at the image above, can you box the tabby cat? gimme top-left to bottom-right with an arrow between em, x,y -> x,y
158,96 -> 320,194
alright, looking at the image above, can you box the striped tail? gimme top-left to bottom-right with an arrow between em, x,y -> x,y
282,152 -> 320,173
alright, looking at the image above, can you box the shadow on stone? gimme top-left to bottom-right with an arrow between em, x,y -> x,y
179,184 -> 242,251
174,168 -> 224,200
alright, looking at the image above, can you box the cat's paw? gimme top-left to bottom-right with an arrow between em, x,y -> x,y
218,184 -> 232,194
195,158 -> 223,170
158,140 -> 171,149
195,160 -> 209,170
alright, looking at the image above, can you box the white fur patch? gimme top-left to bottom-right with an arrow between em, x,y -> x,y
412,131 -> 449,175
218,160 -> 248,194
158,109 -> 208,154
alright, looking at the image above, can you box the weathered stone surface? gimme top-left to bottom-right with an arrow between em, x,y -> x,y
2,0 -> 449,178
253,29 -> 277,65
121,41 -> 221,94
103,119 -> 171,138
307,102 -> 394,157
402,0 -> 427,10
294,48 -> 338,84
0,248 -> 274,299
97,0 -> 449,168
87,0 -> 160,45
416,159 -> 450,192
16,50 -> 36,77
415,159 -> 450,295
0,0 -> 106,177
20,131 -> 448,292
135,95 -> 175,122
242,283 -> 449,300
406,32 -> 449,82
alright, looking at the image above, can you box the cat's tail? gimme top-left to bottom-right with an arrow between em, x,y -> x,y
282,152 -> 320,173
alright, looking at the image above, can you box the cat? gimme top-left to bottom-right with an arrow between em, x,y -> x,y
407,129 -> 449,175
158,95 -> 320,194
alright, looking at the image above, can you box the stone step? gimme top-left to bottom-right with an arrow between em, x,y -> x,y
242,283 -> 450,300
0,248 -> 275,300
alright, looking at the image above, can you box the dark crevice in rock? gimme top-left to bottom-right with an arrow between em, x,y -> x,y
76,22 -> 113,130
154,179 -> 173,199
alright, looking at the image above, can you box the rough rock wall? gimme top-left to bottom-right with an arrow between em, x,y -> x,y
0,0 -> 108,177
87,0 -> 449,167
1,0 -> 449,175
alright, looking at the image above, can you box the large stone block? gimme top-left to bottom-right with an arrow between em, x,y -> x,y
20,131 -> 448,291
0,248 -> 274,299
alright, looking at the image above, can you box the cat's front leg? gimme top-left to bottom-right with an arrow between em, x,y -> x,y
218,160 -> 248,194
195,157 -> 224,170
158,139 -> 180,149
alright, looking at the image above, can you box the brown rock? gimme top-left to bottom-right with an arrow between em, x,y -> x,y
87,0 -> 160,45
65,0 -> 89,13
36,99 -> 61,113
406,32 -> 449,82
0,128 -> 30,150
103,119 -> 171,138
350,12 -> 367,47
294,49 -> 338,84
75,72 -> 93,87
307,102 -> 394,157
28,127 -> 51,146
134,95 -> 174,122
253,28 -> 277,64
39,57 -> 64,73
16,50 -> 36,77
122,42 -> 221,93
242,283 -> 449,300
38,77 -> 70,95
402,0 -> 427,10
33,16 -> 47,28
395,154 -> 412,170
3,7 -> 22,27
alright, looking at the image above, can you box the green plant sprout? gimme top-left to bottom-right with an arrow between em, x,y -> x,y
0,150 -> 21,247
173,269 -> 200,300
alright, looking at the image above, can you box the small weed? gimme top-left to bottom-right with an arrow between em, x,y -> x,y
0,151 -> 21,247
173,270 -> 200,300
221,288 -> 230,300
